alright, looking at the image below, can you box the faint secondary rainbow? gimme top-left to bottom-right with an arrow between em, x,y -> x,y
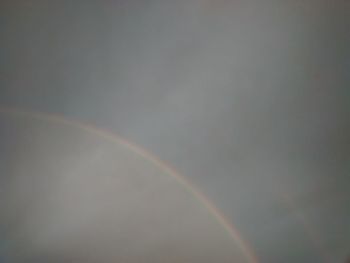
0,107 -> 259,263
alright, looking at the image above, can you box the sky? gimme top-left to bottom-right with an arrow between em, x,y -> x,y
0,0 -> 349,262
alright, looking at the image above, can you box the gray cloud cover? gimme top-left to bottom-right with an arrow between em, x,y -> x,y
0,0 -> 349,262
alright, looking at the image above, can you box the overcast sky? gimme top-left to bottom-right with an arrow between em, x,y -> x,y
0,0 -> 349,262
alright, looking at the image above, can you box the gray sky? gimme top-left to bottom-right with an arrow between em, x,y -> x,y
0,0 -> 349,262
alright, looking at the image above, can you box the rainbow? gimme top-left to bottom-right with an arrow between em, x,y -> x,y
0,107 -> 259,263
